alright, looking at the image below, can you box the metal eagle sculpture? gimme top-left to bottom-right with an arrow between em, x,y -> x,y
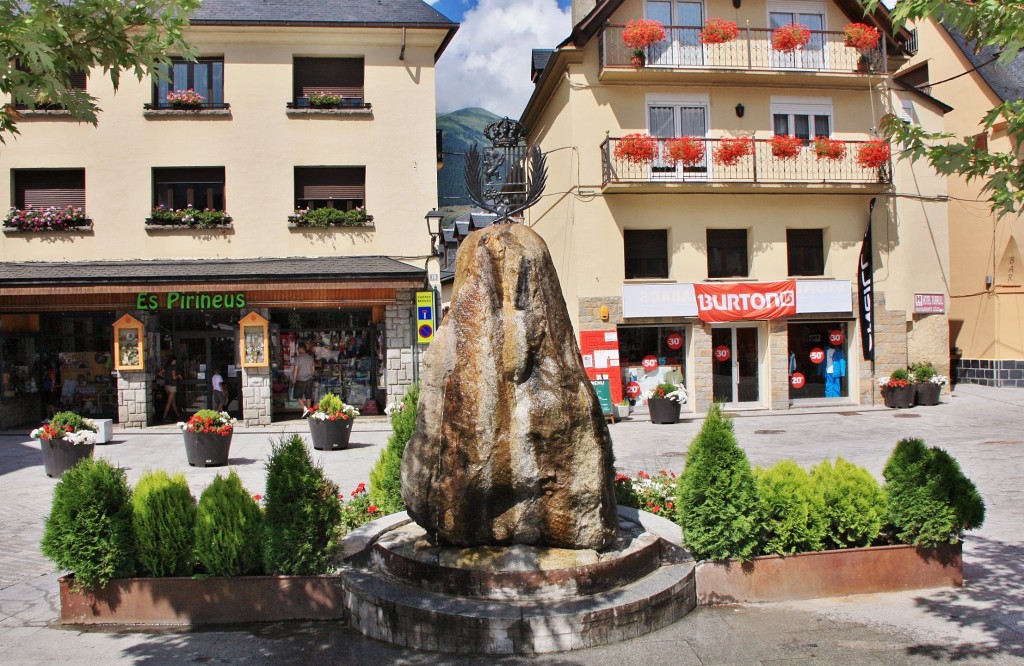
464,117 -> 548,223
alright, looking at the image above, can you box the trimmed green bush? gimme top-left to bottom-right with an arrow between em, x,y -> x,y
131,470 -> 196,577
754,461 -> 827,555
41,458 -> 135,591
676,404 -> 759,561
811,457 -> 886,549
368,382 -> 420,515
194,470 -> 264,576
909,362 -> 936,383
883,438 -> 985,547
263,435 -> 343,575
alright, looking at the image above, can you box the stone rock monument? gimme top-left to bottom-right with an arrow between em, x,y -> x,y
401,222 -> 618,550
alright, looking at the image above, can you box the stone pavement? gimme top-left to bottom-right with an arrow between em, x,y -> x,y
0,385 -> 1022,664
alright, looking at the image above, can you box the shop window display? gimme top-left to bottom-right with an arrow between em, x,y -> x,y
788,322 -> 848,399
617,326 -> 685,405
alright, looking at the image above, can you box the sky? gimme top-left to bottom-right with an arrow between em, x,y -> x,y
428,0 -> 574,118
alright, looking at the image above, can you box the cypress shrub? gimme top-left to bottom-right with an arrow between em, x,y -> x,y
194,470 -> 264,576
132,469 -> 196,577
675,404 -> 759,561
263,434 -> 343,575
754,461 -> 827,555
368,382 -> 420,514
883,438 -> 985,547
41,458 -> 135,591
811,457 -> 886,549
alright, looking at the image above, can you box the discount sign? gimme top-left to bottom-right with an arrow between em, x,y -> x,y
642,355 -> 659,372
665,332 -> 683,350
829,329 -> 844,346
714,345 -> 731,362
791,372 -> 806,389
809,347 -> 825,364
625,382 -> 642,398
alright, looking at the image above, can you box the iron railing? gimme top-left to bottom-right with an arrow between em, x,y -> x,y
143,102 -> 232,110
601,136 -> 890,186
600,25 -> 886,73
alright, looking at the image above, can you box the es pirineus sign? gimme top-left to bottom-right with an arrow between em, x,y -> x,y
136,292 -> 246,310
693,281 -> 797,323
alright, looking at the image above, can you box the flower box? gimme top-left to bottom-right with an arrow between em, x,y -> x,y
664,136 -> 705,167
622,19 -> 666,51
308,417 -> 354,451
857,139 -> 891,169
712,137 -> 753,166
648,397 -> 681,424
3,206 -> 91,232
916,382 -> 941,406
40,439 -> 95,478
843,22 -> 881,51
771,23 -> 811,52
770,134 -> 802,160
813,136 -> 847,161
147,206 -> 232,228
614,133 -> 659,165
288,207 -> 371,228
699,18 -> 740,45
179,410 -> 236,466
881,384 -> 916,409
166,89 -> 206,110
31,411 -> 98,478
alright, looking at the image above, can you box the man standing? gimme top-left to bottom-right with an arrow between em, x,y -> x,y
292,343 -> 317,418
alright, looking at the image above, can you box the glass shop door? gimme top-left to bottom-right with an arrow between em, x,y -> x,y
711,326 -> 760,405
173,333 -> 241,417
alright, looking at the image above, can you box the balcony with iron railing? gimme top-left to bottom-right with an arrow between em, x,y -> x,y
600,24 -> 886,79
600,136 -> 890,189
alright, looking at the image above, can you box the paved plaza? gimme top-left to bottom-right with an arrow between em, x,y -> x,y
1,384 -> 1023,664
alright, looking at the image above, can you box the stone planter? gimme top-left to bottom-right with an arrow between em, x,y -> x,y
308,417 -> 354,451
695,542 -> 962,604
40,438 -> 95,478
915,382 -> 941,406
614,404 -> 631,420
182,431 -> 232,467
648,397 -> 681,424
881,384 -> 915,409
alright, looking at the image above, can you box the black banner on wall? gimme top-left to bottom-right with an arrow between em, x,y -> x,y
859,198 -> 876,362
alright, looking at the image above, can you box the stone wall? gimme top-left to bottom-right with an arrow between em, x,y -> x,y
578,296 -> 622,330
690,324 -> 712,413
768,320 -> 789,411
117,371 -> 151,428
386,288 -> 416,405
241,366 -> 271,426
861,291 -> 909,406
956,359 -> 1024,388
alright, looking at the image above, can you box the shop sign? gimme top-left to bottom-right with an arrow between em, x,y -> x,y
809,347 -> 825,364
623,280 -> 851,320
625,382 -> 642,398
693,281 -> 797,323
914,293 -> 946,314
829,329 -> 845,345
714,345 -> 731,362
665,332 -> 683,350
136,292 -> 246,310
791,372 -> 806,389
641,355 -> 659,372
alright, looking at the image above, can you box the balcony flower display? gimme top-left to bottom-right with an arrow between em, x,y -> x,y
178,410 -> 236,436
699,18 -> 740,45
614,133 -> 659,165
856,139 -> 891,169
148,205 -> 232,228
843,22 -> 881,51
813,136 -> 847,161
770,134 -> 803,160
165,89 -> 206,109
308,91 -> 345,106
664,136 -> 705,166
712,137 -> 754,166
288,206 -> 370,228
771,23 -> 812,52
3,206 -> 89,231
622,18 -> 666,68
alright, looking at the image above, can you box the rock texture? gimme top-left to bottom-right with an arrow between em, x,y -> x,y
401,224 -> 618,550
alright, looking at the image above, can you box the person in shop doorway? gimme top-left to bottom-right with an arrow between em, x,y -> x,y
818,344 -> 846,398
160,356 -> 182,422
293,343 -> 317,418
212,366 -> 227,412
41,361 -> 60,420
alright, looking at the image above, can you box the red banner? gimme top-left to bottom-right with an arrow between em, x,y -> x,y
693,280 -> 797,323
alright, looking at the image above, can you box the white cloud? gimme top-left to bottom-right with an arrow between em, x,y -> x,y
436,0 -> 571,117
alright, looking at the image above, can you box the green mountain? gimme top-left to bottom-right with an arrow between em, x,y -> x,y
437,107 -> 501,207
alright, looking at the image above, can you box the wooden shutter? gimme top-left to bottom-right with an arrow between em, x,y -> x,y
16,170 -> 85,209
295,167 -> 365,199
68,70 -> 86,91
153,167 -> 225,185
294,58 -> 364,99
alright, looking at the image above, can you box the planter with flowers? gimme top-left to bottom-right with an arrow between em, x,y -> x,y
179,410 -> 236,467
879,369 -> 915,409
699,18 -> 740,45
147,205 -> 232,229
622,18 -> 666,68
910,362 -> 946,406
166,89 -> 206,110
856,139 -> 891,170
843,22 -> 881,51
288,206 -> 372,229
772,23 -> 811,52
770,134 -> 803,160
32,411 -> 97,478
645,381 -> 687,424
614,133 -> 659,165
307,393 -> 360,451
813,136 -> 847,161
664,136 -> 705,167
4,206 -> 91,232
713,137 -> 754,167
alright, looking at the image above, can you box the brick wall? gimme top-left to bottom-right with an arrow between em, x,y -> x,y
386,288 -> 416,406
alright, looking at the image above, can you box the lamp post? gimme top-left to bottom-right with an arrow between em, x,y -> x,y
424,209 -> 444,257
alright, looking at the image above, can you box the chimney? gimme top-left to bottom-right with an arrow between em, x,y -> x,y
572,0 -> 598,26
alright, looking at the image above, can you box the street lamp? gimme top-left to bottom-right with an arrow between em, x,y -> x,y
424,209 -> 444,257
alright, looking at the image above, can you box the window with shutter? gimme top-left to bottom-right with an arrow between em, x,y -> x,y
707,229 -> 749,278
153,167 -> 226,210
294,167 -> 366,210
624,229 -> 669,279
14,169 -> 86,210
293,58 -> 365,106
153,58 -> 225,108
12,67 -> 86,110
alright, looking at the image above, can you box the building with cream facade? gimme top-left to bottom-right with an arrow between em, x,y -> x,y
0,0 -> 456,427
521,0 -> 950,413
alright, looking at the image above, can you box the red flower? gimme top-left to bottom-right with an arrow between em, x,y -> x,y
843,23 -> 880,51
253,494 -> 262,501
699,18 -> 740,45
637,470 -> 650,479
713,137 -> 754,166
615,473 -> 631,483
856,139 -> 891,169
770,134 -> 803,160
664,136 -> 705,167
772,23 -> 811,52
666,502 -> 674,510
614,133 -> 659,165
622,19 -> 666,50
652,505 -> 662,513
368,505 -> 378,514
813,136 -> 847,161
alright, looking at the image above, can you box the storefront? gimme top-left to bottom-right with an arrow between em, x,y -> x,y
0,257 -> 424,428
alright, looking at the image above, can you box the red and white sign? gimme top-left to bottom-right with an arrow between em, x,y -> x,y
829,329 -> 845,346
625,382 -> 642,398
714,345 -> 731,362
809,347 -> 825,364
693,280 -> 797,323
641,355 -> 659,372
914,293 -> 946,314
665,332 -> 683,350
791,372 -> 806,389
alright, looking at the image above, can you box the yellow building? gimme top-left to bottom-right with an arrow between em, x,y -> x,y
895,20 -> 1024,388
521,0 -> 949,413
0,1 -> 456,427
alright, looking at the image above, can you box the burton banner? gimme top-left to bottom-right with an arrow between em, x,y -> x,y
858,199 -> 876,361
693,280 -> 797,323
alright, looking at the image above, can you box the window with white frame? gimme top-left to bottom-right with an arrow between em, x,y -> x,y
771,96 -> 833,142
646,0 -> 705,67
647,95 -> 709,174
768,0 -> 826,69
